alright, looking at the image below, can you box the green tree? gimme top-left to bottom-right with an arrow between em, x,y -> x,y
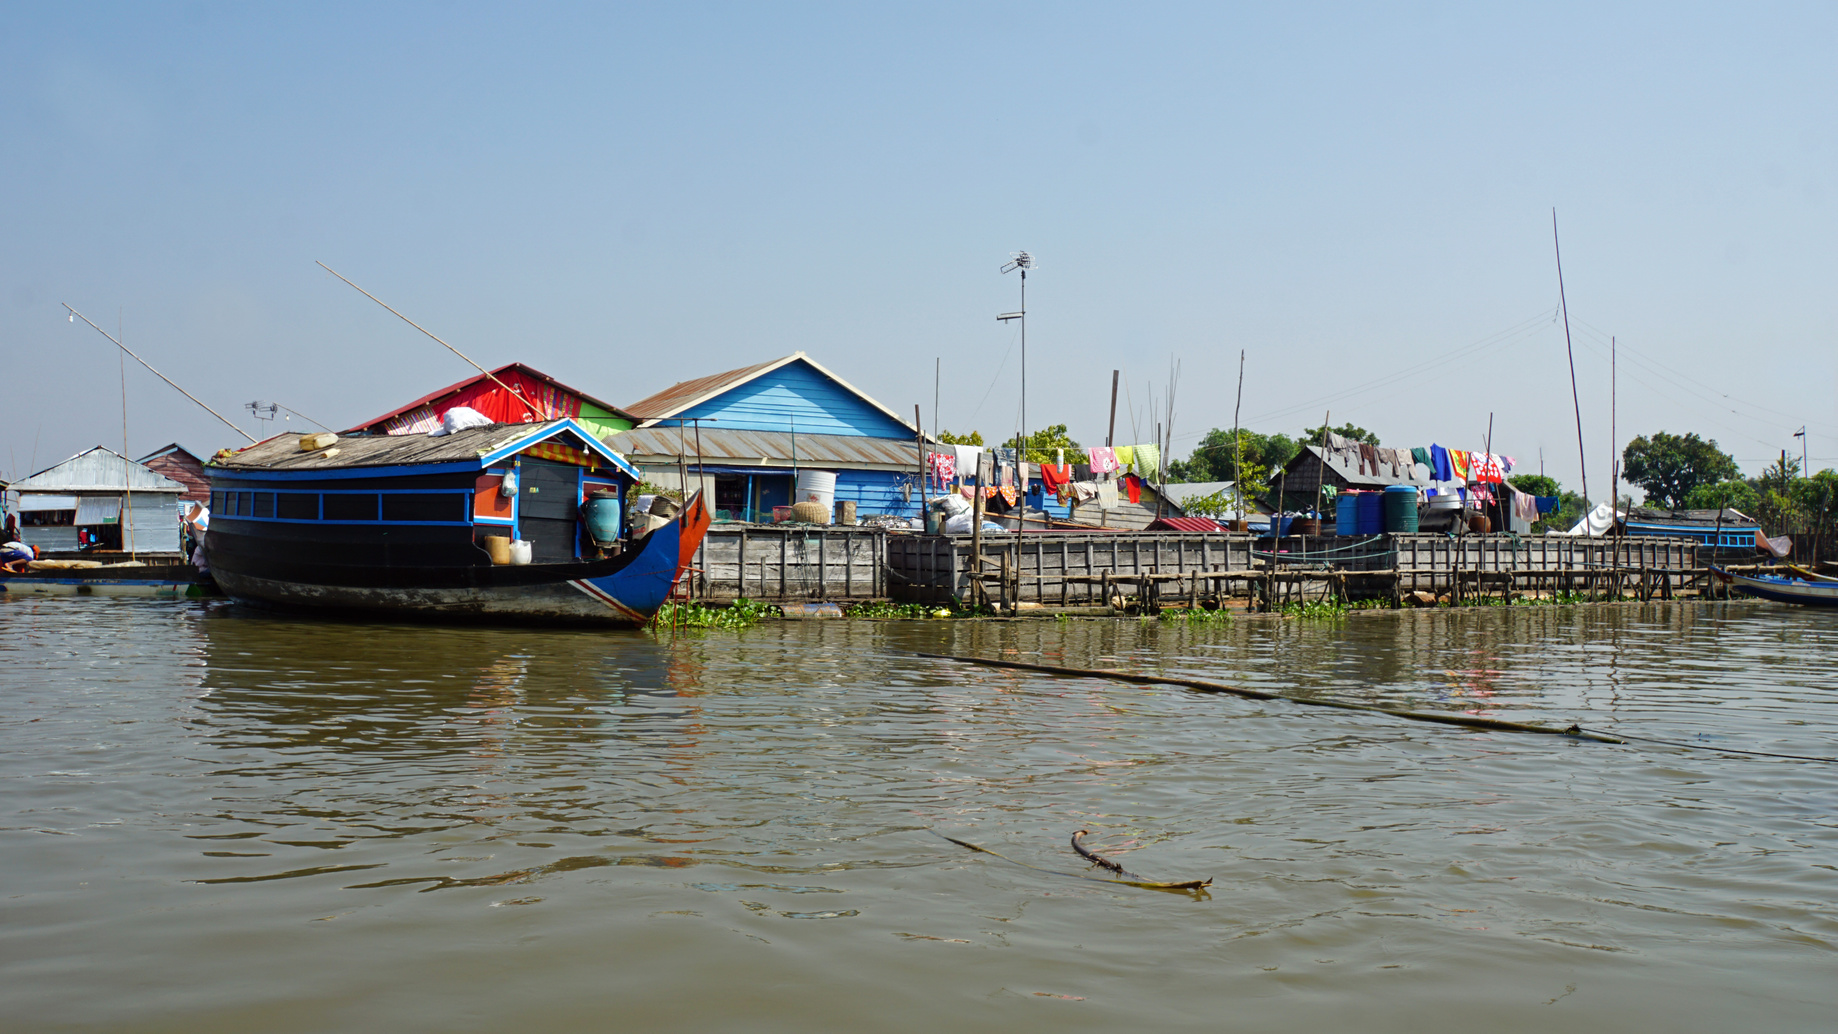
1506,474 -> 1560,498
1301,422 -> 1380,447
937,429 -> 983,446
1684,479 -> 1759,514
1012,424 -> 1081,465
1620,432 -> 1739,508
1167,428 -> 1296,492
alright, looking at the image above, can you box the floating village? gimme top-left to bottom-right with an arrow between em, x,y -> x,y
4,281 -> 1835,619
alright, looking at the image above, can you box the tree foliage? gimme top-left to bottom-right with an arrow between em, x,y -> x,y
1683,479 -> 1759,513
1301,422 -> 1380,447
1014,424 -> 1082,465
1620,432 -> 1739,508
936,429 -> 983,446
1167,428 -> 1298,493
1506,474 -> 1560,498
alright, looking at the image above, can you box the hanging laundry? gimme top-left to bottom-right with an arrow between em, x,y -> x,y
1134,443 -> 1160,476
928,452 -> 955,489
1411,446 -> 1431,469
1513,488 -> 1539,522
1450,450 -> 1471,482
1095,480 -> 1119,508
1429,444 -> 1452,482
999,485 -> 1019,506
1358,443 -> 1380,476
1535,496 -> 1559,514
952,444 -> 983,478
1072,463 -> 1092,480
1473,453 -> 1504,484
1114,445 -> 1136,470
1070,481 -> 1099,502
1039,463 -> 1072,493
1502,456 -> 1517,474
1087,446 -> 1120,474
1124,474 -> 1142,505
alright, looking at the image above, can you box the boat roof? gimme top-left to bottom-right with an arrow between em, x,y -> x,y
350,362 -> 636,432
208,420 -> 641,479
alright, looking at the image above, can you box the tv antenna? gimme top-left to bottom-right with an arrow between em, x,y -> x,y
245,401 -> 278,424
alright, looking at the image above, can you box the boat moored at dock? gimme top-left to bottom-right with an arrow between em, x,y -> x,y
204,419 -> 709,625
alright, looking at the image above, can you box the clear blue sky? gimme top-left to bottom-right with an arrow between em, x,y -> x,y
4,2 -> 1833,498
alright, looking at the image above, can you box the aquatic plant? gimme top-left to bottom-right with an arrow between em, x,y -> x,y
1156,606 -> 1232,624
651,598 -> 779,630
842,601 -> 936,620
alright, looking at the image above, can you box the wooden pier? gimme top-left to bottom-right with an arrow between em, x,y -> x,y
675,526 -> 1713,608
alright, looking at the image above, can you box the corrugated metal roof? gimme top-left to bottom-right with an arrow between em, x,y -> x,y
1160,481 -> 1234,504
1147,517 -> 1227,533
210,421 -> 631,474
1288,445 -> 1430,488
348,362 -> 635,432
623,356 -> 786,422
12,447 -> 185,494
610,426 -> 924,470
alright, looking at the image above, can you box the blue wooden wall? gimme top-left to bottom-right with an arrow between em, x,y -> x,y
677,360 -> 913,438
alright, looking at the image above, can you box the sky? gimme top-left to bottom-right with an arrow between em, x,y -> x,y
4,2 -> 1834,500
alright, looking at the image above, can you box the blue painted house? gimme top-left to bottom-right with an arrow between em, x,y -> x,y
614,352 -> 929,521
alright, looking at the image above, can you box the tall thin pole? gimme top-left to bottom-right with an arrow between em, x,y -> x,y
1019,269 -> 1027,458
1106,370 -> 1119,447
64,304 -> 255,443
316,261 -> 541,420
120,308 -> 134,555
1610,335 -> 1618,507
1232,351 -> 1244,519
1553,210 -> 1589,507
933,358 -> 940,442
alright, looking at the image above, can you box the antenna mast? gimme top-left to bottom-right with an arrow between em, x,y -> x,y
998,251 -> 1033,458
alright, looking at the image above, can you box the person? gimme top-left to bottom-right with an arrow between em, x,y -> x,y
2,512 -> 17,542
182,502 -> 211,574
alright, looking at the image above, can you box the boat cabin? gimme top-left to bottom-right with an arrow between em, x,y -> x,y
205,420 -> 642,576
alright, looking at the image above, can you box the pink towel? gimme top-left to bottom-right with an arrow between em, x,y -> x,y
1087,446 -> 1120,474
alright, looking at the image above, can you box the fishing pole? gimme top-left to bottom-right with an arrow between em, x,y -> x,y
63,304 -> 256,443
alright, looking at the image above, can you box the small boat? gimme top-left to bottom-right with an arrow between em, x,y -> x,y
204,419 -> 710,625
1710,566 -> 1838,607
0,559 -> 210,598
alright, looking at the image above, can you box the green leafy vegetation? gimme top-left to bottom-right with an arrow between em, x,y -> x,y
842,601 -> 936,619
1621,431 -> 1740,508
1156,606 -> 1233,624
651,598 -> 779,629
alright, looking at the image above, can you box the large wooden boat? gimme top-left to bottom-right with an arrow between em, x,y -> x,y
204,420 -> 709,625
1710,566 -> 1838,608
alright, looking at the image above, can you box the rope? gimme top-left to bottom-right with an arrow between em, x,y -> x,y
931,831 -> 1211,892
1576,729 -> 1838,764
914,652 -> 1625,743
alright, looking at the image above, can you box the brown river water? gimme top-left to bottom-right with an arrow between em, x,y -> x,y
2,595 -> 1835,1032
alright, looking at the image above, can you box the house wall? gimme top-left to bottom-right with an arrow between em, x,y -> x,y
143,452 -> 211,502
674,360 -> 913,438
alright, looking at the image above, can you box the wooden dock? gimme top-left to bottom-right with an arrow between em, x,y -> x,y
674,526 -> 1712,608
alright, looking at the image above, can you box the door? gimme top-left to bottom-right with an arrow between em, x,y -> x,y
518,459 -> 581,563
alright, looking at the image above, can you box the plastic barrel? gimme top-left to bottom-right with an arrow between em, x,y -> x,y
583,494 -> 622,544
796,470 -> 837,510
1383,485 -> 1419,533
1357,491 -> 1383,535
1336,494 -> 1361,536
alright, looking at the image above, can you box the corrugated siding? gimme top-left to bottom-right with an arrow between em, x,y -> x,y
832,469 -> 921,517
675,360 -> 913,438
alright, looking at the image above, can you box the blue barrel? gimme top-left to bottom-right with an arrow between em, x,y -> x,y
1335,494 -> 1361,536
1357,491 -> 1383,535
583,493 -> 623,545
1383,485 -> 1419,533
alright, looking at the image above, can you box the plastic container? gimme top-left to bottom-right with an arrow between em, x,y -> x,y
1383,485 -> 1419,533
1335,494 -> 1361,536
482,535 -> 511,565
583,492 -> 621,545
796,470 -> 837,510
1357,491 -> 1383,535
508,540 -> 533,565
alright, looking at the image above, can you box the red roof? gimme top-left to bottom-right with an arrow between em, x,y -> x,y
1146,517 -> 1226,533
348,363 -> 634,433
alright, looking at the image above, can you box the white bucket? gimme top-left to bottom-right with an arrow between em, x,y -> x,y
796,470 -> 837,510
508,540 -> 533,565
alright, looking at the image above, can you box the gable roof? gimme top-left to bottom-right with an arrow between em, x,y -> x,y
13,446 -> 186,493
210,420 -> 641,480
137,443 -> 202,464
623,351 -> 918,435
349,363 -> 636,433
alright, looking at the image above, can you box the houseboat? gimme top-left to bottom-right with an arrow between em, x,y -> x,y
204,419 -> 708,625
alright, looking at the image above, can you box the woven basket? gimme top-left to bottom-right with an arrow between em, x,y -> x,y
790,501 -> 831,525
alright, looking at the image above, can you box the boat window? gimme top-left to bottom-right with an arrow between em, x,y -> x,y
211,489 -> 226,513
381,492 -> 465,523
277,493 -> 319,520
252,492 -> 275,518
323,493 -> 380,521
233,492 -> 251,517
